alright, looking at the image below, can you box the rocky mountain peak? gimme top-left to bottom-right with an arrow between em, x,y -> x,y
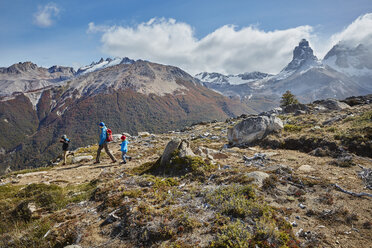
323,43 -> 372,71
4,62 -> 39,74
282,39 -> 318,72
48,65 -> 75,74
238,71 -> 272,80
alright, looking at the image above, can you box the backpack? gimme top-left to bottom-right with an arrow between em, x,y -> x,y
106,128 -> 113,142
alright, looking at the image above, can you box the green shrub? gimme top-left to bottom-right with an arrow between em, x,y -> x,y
280,90 -> 299,107
210,220 -> 251,248
284,124 -> 302,132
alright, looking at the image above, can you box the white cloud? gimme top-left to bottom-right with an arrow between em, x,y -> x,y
87,22 -> 110,33
33,3 -> 60,28
88,18 -> 313,74
330,13 -> 372,48
89,14 -> 372,75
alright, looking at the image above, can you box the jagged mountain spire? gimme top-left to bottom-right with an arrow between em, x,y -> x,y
282,39 -> 318,72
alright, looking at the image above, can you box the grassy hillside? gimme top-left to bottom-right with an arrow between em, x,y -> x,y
0,100 -> 370,247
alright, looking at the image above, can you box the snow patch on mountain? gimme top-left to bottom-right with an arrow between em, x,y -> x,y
24,91 -> 43,110
324,56 -> 372,77
195,71 -> 272,86
76,57 -> 135,75
69,61 -> 190,98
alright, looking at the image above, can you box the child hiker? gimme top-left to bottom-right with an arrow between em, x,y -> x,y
120,135 -> 132,164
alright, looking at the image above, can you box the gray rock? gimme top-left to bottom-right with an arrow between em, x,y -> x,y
160,138 -> 182,166
228,115 -> 283,146
341,94 -> 372,106
178,140 -> 195,158
294,110 -> 306,116
245,171 -> 270,187
64,246 -> 82,248
72,155 -> 93,164
282,103 -> 308,114
259,107 -> 283,116
298,203 -> 306,209
315,99 -> 351,111
322,115 -> 347,125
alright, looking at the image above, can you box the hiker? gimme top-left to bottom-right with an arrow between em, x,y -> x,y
95,122 -> 117,164
59,135 -> 70,165
120,135 -> 132,164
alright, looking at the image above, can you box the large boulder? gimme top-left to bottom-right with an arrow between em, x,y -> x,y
314,99 -> 351,111
160,138 -> 182,166
160,139 -> 195,166
282,103 -> 308,114
228,116 -> 283,146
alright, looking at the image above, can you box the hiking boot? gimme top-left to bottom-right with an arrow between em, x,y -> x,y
120,161 -> 127,164
129,157 -> 132,161
94,161 -> 101,164
111,160 -> 117,164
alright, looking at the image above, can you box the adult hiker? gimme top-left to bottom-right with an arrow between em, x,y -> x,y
59,134 -> 70,165
95,122 -> 117,164
120,135 -> 132,164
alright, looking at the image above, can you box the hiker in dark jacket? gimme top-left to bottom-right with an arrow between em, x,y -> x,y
59,135 -> 70,165
95,122 -> 117,164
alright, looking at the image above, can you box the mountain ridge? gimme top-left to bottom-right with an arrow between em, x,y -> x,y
0,60 -> 252,172
197,39 -> 372,108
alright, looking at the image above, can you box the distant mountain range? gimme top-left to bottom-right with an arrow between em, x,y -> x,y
0,60 -> 251,172
195,39 -> 372,109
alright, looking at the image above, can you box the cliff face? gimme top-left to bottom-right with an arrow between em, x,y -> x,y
0,96 -> 371,247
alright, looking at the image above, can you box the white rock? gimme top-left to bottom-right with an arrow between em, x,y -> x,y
138,131 -> 151,137
246,171 -> 270,187
228,115 -> 283,146
72,155 -> 93,163
298,164 -> 315,173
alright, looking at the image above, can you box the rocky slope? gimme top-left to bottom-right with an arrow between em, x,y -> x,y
0,60 -> 252,172
0,95 -> 371,247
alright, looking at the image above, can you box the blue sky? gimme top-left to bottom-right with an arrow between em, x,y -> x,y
1,0 -> 372,74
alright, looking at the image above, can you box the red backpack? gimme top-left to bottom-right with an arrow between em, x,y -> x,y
106,128 -> 113,142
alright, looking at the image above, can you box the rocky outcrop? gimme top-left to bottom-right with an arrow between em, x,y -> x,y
282,104 -> 308,114
282,39 -> 318,72
228,115 -> 283,146
314,99 -> 351,111
341,94 -> 372,106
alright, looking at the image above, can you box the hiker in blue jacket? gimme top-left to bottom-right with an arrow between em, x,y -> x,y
95,122 -> 117,164
120,135 -> 132,164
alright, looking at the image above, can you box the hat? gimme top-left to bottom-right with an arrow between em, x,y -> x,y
61,134 -> 67,139
99,122 -> 105,127
121,135 -> 126,141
